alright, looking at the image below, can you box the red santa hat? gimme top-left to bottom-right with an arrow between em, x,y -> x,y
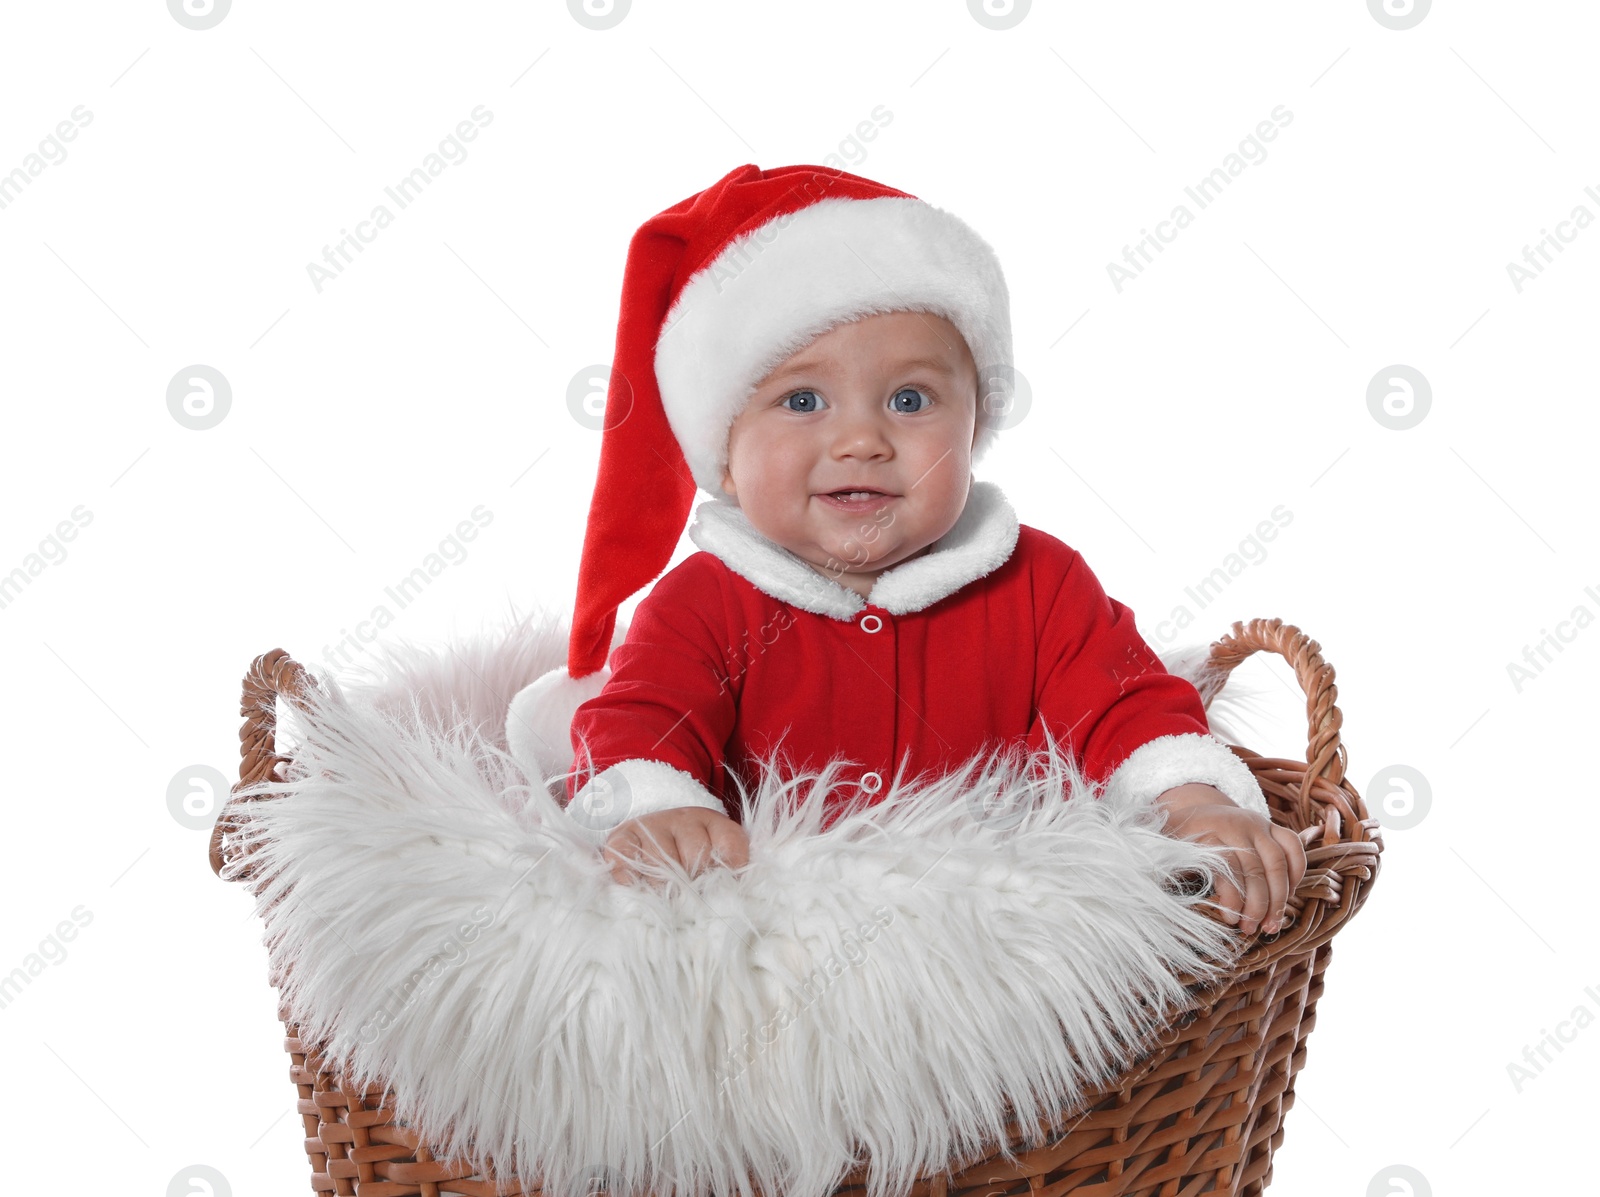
507,163 -> 1013,785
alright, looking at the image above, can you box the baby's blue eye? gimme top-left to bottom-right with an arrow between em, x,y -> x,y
782,389 -> 823,413
891,387 -> 931,413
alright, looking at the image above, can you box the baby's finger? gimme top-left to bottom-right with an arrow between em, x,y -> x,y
604,827 -> 668,886
630,821 -> 685,873
1274,823 -> 1309,891
603,827 -> 646,872
1236,849 -> 1272,934
709,821 -> 750,871
601,836 -> 640,886
1207,857 -> 1245,925
1249,831 -> 1290,932
675,825 -> 716,877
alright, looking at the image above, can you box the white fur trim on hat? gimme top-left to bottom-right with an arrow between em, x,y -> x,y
654,195 -> 1013,495
506,620 -> 632,795
506,665 -> 611,792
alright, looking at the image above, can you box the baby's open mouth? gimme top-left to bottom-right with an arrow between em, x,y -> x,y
817,489 -> 898,509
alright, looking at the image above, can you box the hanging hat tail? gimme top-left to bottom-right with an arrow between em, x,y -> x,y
506,199 -> 706,790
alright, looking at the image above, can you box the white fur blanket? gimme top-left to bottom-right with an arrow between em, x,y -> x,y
226,612 -> 1260,1197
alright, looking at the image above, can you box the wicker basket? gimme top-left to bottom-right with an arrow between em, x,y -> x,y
209,616 -> 1381,1197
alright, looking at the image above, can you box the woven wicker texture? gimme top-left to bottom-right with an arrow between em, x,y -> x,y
210,617 -> 1381,1196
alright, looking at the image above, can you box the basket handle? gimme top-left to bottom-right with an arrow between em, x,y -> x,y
207,648 -> 316,879
1194,617 -> 1348,828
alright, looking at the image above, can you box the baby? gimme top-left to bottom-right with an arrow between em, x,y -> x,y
508,164 -> 1305,938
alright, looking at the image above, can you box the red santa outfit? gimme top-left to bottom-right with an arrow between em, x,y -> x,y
504,162 -> 1266,835
562,480 -> 1265,827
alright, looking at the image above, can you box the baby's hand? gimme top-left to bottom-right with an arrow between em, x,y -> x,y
1155,784 -> 1307,935
601,807 -> 750,887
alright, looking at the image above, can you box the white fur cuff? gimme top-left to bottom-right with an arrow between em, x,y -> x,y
567,757 -> 725,842
1101,732 -> 1267,817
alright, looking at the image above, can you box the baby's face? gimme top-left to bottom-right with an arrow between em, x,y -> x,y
718,310 -> 979,597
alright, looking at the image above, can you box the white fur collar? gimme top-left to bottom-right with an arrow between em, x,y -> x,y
687,480 -> 1021,619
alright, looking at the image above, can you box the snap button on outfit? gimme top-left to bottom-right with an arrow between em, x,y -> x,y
859,614 -> 883,634
860,771 -> 883,793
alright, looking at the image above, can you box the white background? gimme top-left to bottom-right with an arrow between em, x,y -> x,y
2,0 -> 1593,1192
